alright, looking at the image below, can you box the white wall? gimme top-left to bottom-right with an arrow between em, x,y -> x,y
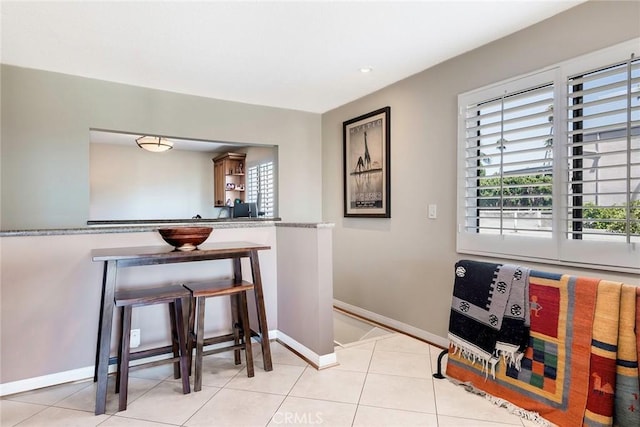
90,144 -> 215,220
321,1 -> 640,340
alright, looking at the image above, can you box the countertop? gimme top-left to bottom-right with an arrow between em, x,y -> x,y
0,218 -> 334,237
86,218 -> 279,226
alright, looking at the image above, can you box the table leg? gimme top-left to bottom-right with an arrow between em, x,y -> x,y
95,260 -> 117,415
231,258 -> 242,364
249,250 -> 272,371
93,265 -> 108,382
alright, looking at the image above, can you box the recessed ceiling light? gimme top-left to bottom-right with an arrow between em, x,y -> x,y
360,67 -> 373,73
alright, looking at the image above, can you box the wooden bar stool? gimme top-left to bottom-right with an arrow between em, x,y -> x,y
114,285 -> 191,411
183,279 -> 255,391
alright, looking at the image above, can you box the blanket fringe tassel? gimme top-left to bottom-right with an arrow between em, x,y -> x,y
449,378 -> 554,427
448,335 -> 498,379
495,342 -> 525,371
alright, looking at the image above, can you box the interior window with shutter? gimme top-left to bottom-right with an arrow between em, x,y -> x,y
247,161 -> 275,217
567,57 -> 640,244
462,82 -> 554,238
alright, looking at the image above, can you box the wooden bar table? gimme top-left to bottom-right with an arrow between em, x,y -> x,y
91,241 -> 273,415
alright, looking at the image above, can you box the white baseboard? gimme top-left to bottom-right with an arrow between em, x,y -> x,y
0,366 -> 95,397
333,299 -> 448,348
0,328 -> 329,397
0,351 -> 178,397
273,331 -> 337,369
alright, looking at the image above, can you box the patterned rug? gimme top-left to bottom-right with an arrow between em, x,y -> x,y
584,281 -> 621,426
447,270 -> 599,426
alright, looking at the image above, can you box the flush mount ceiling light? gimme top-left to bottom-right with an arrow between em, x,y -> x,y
135,135 -> 173,153
359,67 -> 373,73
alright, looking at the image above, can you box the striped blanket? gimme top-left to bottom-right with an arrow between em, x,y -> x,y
448,260 -> 530,377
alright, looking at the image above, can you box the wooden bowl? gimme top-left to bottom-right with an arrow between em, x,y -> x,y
158,227 -> 213,251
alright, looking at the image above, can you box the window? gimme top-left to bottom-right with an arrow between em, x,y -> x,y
461,79 -> 554,238
567,58 -> 640,243
457,40 -> 639,272
247,161 -> 274,217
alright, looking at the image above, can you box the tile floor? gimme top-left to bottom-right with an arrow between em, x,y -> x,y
1,333 -> 546,426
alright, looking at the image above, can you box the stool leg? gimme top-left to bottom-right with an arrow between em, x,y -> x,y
186,295 -> 196,376
118,306 -> 132,412
240,291 -> 254,377
115,306 -> 124,394
168,301 -> 181,380
174,298 -> 191,394
230,293 -> 242,365
247,252 -> 273,371
194,296 -> 206,392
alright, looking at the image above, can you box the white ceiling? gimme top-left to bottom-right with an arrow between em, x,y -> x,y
1,1 -> 584,114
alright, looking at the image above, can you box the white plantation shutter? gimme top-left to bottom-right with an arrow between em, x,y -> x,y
457,40 -> 639,272
566,57 -> 640,244
462,81 -> 554,237
247,161 -> 274,217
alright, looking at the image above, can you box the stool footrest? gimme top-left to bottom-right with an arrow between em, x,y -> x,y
202,343 -> 247,358
183,279 -> 254,297
108,344 -> 176,366
130,345 -> 176,361
129,356 -> 183,372
202,333 -> 236,347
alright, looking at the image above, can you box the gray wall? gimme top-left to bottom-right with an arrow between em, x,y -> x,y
90,144 -> 215,220
1,67 -> 321,229
322,1 -> 640,339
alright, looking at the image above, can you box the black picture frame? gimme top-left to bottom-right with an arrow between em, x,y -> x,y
343,106 -> 391,218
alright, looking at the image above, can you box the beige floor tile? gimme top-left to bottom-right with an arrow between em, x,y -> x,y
333,346 -> 373,372
101,415 -> 178,426
14,406 -> 110,426
368,350 -> 431,378
225,363 -> 305,395
373,334 -> 432,355
55,376 -> 162,415
0,400 -> 47,427
433,379 -> 523,425
115,380 -> 218,425
193,355 -> 247,388
339,339 -> 377,351
128,363 -> 175,381
438,415 -> 524,426
288,367 -> 366,404
269,342 -> 309,367
359,373 -> 436,414
268,396 -> 357,427
353,405 -> 439,426
185,388 -> 284,427
3,380 -> 92,406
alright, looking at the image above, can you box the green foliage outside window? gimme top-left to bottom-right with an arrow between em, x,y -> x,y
478,175 -> 553,208
582,201 -> 640,234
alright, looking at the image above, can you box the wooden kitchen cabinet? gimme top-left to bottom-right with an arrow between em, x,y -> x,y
213,152 -> 246,207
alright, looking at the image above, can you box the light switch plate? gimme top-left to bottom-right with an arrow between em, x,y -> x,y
428,204 -> 437,219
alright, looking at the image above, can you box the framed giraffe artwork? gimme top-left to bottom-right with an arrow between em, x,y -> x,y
343,106 -> 391,218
